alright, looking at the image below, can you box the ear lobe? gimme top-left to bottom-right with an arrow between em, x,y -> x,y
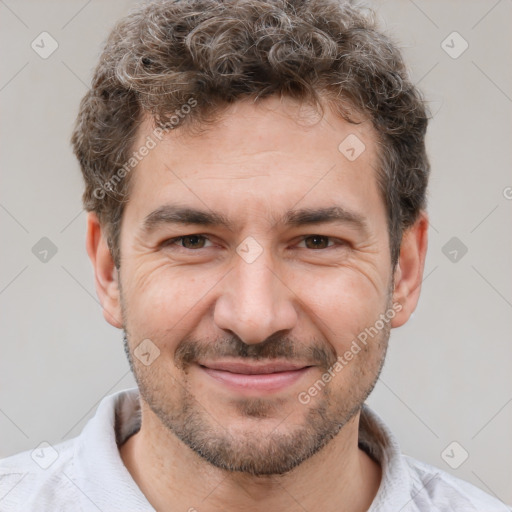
390,211 -> 429,328
85,212 -> 123,329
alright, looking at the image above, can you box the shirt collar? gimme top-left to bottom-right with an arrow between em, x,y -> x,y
359,404 -> 415,510
72,387 -> 151,511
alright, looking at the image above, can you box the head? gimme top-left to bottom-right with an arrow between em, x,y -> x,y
75,0 -> 430,476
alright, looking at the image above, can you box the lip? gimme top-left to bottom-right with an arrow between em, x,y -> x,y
197,360 -> 314,394
197,360 -> 309,374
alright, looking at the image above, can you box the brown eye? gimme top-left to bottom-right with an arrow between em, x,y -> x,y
302,235 -> 333,249
162,235 -> 212,250
179,235 -> 207,249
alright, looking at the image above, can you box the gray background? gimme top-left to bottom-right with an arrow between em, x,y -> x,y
1,0 -> 511,505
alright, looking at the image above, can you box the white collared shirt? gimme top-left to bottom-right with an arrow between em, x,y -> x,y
0,387 -> 510,511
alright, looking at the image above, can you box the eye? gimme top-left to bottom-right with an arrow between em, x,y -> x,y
160,234 -> 346,252
162,234 -> 213,250
297,235 -> 344,250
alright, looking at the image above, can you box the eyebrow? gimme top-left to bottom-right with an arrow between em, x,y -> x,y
141,205 -> 370,235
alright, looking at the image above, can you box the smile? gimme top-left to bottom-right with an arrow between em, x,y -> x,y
197,360 -> 314,394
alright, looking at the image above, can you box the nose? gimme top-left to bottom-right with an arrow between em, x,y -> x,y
213,250 -> 298,345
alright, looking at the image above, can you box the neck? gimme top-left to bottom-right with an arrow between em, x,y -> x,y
119,402 -> 382,512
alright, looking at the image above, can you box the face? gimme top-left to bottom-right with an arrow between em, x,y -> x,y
116,96 -> 396,476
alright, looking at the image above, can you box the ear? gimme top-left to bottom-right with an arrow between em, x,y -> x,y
85,212 -> 123,329
391,211 -> 429,328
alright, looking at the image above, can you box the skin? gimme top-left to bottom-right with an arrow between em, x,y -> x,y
86,95 -> 428,512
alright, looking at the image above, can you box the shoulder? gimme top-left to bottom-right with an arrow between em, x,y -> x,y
0,438 -> 78,511
403,454 -> 511,512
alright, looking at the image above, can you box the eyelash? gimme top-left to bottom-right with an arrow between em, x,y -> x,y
161,234 -> 347,252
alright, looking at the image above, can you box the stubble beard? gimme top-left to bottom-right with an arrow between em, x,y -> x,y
120,290 -> 391,477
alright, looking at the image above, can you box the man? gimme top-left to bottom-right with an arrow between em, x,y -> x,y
0,0 -> 509,510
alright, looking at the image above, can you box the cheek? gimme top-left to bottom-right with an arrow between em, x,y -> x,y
122,254 -> 388,354
122,265 -> 219,341
297,267 -> 384,339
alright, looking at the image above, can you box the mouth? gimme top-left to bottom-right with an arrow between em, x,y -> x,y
196,360 -> 314,394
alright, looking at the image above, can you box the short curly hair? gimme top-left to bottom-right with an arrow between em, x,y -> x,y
71,0 -> 430,270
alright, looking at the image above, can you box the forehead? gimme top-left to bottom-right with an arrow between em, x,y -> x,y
124,96 -> 386,234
